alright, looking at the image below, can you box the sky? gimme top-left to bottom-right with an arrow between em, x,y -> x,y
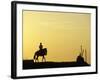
22,10 -> 91,64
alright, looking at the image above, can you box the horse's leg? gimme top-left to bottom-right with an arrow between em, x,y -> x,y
38,56 -> 39,62
42,56 -> 44,62
33,55 -> 35,63
35,55 -> 37,62
34,56 -> 36,63
34,53 -> 37,63
36,56 -> 39,62
42,56 -> 46,62
35,59 -> 36,63
44,56 -> 46,62
35,56 -> 37,62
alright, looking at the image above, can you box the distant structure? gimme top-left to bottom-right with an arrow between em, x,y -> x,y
77,45 -> 87,64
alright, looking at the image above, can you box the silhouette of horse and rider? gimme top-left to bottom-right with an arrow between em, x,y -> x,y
33,43 -> 47,62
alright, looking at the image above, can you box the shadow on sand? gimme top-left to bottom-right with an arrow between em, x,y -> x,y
23,60 -> 90,69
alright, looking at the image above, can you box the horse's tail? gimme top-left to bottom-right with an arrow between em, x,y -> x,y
34,53 -> 36,59
33,53 -> 36,62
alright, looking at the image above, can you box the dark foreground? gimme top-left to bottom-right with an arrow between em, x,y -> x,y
23,60 -> 90,69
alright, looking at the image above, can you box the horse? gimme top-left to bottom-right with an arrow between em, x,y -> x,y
33,48 -> 47,62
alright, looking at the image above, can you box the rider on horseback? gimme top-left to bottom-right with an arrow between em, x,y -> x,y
33,43 -> 47,62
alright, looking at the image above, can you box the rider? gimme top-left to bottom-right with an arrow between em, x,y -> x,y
39,43 -> 43,50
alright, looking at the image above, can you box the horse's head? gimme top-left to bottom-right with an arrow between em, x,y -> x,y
43,48 -> 47,55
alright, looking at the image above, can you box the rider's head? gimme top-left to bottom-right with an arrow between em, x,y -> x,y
40,43 -> 42,45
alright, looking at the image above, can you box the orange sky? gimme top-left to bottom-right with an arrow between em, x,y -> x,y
22,10 -> 91,64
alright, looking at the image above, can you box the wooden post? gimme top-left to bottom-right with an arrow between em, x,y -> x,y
85,49 -> 87,63
80,45 -> 84,57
